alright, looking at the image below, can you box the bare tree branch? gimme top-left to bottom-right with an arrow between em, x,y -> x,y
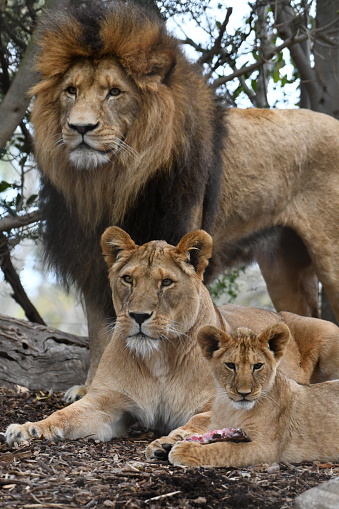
212,32 -> 309,88
0,234 -> 46,325
0,210 -> 42,233
0,0 -> 71,150
197,7 -> 233,65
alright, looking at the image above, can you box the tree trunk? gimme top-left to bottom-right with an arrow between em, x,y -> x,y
314,0 -> 339,321
314,0 -> 339,119
0,314 -> 89,391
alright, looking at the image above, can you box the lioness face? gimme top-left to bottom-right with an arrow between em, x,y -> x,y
59,59 -> 139,170
101,227 -> 213,358
110,245 -> 201,357
197,324 -> 290,410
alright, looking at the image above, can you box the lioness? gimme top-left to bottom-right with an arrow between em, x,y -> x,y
151,325 -> 339,468
32,1 -> 339,397
5,228 -> 339,446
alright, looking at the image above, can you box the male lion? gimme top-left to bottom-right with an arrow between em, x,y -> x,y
149,325 -> 339,467
31,0 -> 339,397
5,228 -> 339,446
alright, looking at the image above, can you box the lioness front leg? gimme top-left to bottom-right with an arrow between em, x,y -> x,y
6,390 -> 134,446
146,411 -> 211,460
169,440 -> 277,468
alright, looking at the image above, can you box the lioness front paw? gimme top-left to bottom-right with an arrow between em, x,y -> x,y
6,422 -> 43,446
168,441 -> 204,467
146,436 -> 180,460
62,384 -> 87,404
6,422 -> 64,446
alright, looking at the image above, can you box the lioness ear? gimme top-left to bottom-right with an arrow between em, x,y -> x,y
175,230 -> 213,278
101,226 -> 136,268
197,325 -> 231,359
258,323 -> 290,362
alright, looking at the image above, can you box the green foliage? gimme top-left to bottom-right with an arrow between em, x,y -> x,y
209,268 -> 244,304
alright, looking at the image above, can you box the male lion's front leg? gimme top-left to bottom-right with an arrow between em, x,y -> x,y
146,412 -> 211,460
169,440 -> 276,468
6,391 -> 133,446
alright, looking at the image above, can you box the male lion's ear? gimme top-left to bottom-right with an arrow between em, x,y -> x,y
175,230 -> 213,278
101,226 -> 136,268
258,323 -> 290,362
198,325 -> 231,359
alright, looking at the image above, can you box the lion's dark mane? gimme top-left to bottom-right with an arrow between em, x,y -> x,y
37,0 -> 226,313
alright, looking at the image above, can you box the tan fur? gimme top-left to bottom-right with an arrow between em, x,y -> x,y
6,228 -> 339,448
163,325 -> 339,468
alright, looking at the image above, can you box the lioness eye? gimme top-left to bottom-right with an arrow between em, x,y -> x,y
66,86 -> 76,95
122,275 -> 133,284
162,278 -> 173,287
253,363 -> 264,371
108,87 -> 121,97
225,362 -> 236,371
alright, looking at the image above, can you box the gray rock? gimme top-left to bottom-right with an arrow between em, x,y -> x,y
294,478 -> 339,509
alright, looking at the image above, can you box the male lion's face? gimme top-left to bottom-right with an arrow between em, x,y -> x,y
109,242 -> 202,357
59,58 -> 139,170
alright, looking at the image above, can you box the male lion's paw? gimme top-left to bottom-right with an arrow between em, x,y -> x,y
168,441 -> 204,467
6,422 -> 43,446
145,436 -> 180,460
62,384 -> 87,404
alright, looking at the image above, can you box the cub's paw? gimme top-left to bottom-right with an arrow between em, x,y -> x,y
6,422 -> 64,446
146,436 -> 180,460
168,441 -> 204,467
62,385 -> 87,404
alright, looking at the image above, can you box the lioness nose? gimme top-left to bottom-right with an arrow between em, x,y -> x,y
68,122 -> 99,135
129,312 -> 153,325
238,390 -> 251,397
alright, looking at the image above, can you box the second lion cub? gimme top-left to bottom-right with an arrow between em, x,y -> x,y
164,323 -> 339,467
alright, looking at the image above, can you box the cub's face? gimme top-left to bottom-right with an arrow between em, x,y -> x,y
197,324 -> 290,410
211,334 -> 276,410
101,227 -> 213,359
58,58 -> 139,170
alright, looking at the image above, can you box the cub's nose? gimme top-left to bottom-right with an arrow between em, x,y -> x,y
129,312 -> 153,325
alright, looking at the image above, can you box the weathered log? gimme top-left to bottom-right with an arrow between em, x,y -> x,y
0,314 -> 89,391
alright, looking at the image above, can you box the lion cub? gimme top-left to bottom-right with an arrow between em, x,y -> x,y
167,324 -> 339,467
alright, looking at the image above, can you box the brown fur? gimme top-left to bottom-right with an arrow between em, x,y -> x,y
162,325 -> 339,467
6,228 -> 339,448
31,1 -> 339,399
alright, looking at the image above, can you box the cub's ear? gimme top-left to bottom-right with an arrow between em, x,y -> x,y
197,325 -> 231,359
175,230 -> 212,278
258,323 -> 290,362
101,226 -> 136,268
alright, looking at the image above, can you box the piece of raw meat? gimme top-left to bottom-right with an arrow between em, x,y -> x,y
184,428 -> 251,444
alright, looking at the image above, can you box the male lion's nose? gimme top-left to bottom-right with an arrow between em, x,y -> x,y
68,122 -> 99,135
129,312 -> 153,325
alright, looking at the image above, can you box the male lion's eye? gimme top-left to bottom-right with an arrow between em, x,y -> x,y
162,278 -> 173,287
225,362 -> 236,371
108,87 -> 121,97
122,275 -> 133,284
253,363 -> 264,371
66,86 -> 77,95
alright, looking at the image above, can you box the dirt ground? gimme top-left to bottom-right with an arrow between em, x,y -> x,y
0,387 -> 338,508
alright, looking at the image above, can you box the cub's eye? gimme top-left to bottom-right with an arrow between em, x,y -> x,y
122,275 -> 133,284
108,87 -> 121,97
66,86 -> 77,95
162,278 -> 173,287
225,362 -> 236,371
253,363 -> 264,371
